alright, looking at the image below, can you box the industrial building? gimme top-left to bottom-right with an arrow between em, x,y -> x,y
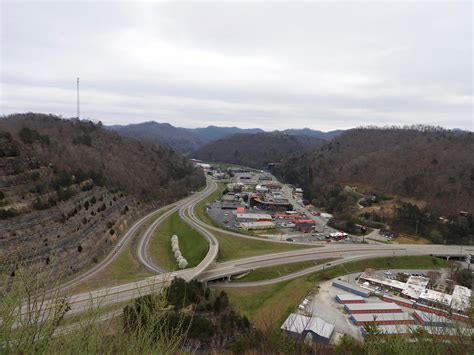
335,294 -> 366,304
402,276 -> 430,299
239,221 -> 276,230
350,312 -> 415,326
332,280 -> 371,298
281,313 -> 335,344
344,303 -> 403,314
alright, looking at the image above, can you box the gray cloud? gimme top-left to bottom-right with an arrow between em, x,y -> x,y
1,1 -> 472,131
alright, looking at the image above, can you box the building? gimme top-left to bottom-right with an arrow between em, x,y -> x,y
418,289 -> 453,309
272,212 -> 304,220
281,313 -> 335,344
222,202 -> 241,209
412,310 -> 453,327
236,213 -> 272,222
294,219 -> 315,233
344,303 -> 403,314
359,272 -> 406,293
332,280 -> 371,298
451,285 -> 472,313
255,185 -> 269,193
236,206 -> 245,213
350,312 -> 416,326
239,221 -> 276,230
335,294 -> 366,304
382,294 -> 415,309
402,276 -> 430,299
361,324 -> 474,339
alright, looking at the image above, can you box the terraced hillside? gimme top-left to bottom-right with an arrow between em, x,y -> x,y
0,113 -> 204,281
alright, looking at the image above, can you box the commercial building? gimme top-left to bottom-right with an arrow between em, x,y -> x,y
451,285 -> 472,313
418,288 -> 452,309
350,312 -> 416,326
359,272 -> 406,293
221,202 -> 241,209
332,280 -> 371,298
281,313 -> 335,344
236,213 -> 272,222
272,212 -> 304,220
239,221 -> 276,230
402,276 -> 430,299
344,303 -> 402,314
294,219 -> 315,233
335,294 -> 366,304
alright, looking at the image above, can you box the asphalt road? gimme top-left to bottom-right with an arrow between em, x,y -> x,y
14,176 -> 474,326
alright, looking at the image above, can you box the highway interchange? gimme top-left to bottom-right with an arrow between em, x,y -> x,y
16,176 -> 474,323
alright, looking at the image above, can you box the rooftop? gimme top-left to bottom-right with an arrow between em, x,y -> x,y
351,312 -> 413,322
450,285 -> 472,312
281,313 -> 335,339
345,303 -> 402,312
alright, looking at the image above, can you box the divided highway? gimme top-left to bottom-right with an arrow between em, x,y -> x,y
13,177 -> 474,324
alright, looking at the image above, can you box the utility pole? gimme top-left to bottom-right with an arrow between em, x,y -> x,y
76,77 -> 80,119
415,219 -> 419,236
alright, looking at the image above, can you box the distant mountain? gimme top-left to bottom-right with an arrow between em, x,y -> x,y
281,128 -> 344,140
110,121 -> 339,154
110,121 -> 204,153
187,125 -> 264,142
191,132 -> 326,168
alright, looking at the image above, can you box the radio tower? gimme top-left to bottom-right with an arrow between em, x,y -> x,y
76,77 -> 80,119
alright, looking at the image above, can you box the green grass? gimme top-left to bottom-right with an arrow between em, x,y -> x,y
149,211 -> 209,271
213,230 -> 311,262
223,255 -> 448,329
69,208 -> 173,293
234,258 -> 337,282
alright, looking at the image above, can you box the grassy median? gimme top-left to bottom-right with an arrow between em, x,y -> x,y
222,255 -> 449,329
213,230 -> 312,262
234,258 -> 338,282
149,211 -> 209,271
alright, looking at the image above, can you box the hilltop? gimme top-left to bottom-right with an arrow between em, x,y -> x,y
191,131 -> 327,168
110,121 -> 341,154
0,113 -> 204,280
275,126 -> 474,216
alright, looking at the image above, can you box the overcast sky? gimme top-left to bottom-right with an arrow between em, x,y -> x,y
1,1 -> 472,131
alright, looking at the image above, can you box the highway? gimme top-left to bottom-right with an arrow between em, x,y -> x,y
12,176 -> 474,327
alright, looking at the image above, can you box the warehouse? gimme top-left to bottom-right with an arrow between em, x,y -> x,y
382,294 -> 415,309
451,285 -> 472,313
350,312 -> 416,326
332,280 -> 371,298
236,213 -> 272,222
344,302 -> 402,314
335,294 -> 366,304
239,221 -> 275,230
412,310 -> 453,327
281,313 -> 335,344
418,289 -> 452,309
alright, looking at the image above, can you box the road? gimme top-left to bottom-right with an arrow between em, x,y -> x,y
13,176 -> 474,327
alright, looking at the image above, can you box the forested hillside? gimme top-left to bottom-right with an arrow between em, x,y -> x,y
0,113 -> 204,280
111,122 -> 264,153
191,132 -> 327,168
275,126 -> 473,216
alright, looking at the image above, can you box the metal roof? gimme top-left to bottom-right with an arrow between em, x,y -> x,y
336,294 -> 365,301
281,313 -> 334,339
345,303 -> 402,312
236,213 -> 272,220
413,310 -> 453,325
351,312 -> 413,322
